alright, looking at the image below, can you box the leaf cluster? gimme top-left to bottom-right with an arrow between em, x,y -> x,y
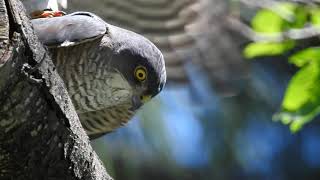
244,2 -> 320,131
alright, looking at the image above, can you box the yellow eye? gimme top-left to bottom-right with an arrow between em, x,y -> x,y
134,66 -> 147,82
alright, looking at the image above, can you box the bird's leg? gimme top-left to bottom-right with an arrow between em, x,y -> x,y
30,8 -> 66,19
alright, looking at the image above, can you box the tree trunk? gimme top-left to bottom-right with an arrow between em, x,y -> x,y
0,0 -> 112,179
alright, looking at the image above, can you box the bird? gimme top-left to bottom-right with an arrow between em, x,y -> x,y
66,0 -> 249,96
31,12 -> 167,139
23,0 -> 249,97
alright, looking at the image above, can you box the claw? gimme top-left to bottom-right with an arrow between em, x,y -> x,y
31,9 -> 66,19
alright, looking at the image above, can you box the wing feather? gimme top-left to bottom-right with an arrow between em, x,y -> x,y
31,12 -> 107,47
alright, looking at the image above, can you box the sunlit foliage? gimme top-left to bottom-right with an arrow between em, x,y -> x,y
245,2 -> 320,131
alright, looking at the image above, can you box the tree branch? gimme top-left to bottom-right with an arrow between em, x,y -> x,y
227,16 -> 320,42
0,0 -> 112,179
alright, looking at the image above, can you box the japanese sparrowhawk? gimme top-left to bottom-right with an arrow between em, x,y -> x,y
31,12 -> 166,139
66,0 -> 249,96
24,0 -> 249,97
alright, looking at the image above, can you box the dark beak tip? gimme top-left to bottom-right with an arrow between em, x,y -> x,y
159,81 -> 165,92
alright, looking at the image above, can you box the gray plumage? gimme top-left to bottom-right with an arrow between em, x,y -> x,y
31,12 -> 166,139
32,12 -> 106,46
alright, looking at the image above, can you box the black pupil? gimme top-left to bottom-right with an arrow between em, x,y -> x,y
138,72 -> 144,78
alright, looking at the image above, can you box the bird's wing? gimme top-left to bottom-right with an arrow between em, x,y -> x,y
31,12 -> 107,47
67,0 -> 249,96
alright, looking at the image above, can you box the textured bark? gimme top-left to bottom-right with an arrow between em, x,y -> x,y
0,0 -> 112,179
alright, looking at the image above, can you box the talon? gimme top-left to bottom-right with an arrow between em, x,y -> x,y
31,9 -> 66,19
53,11 -> 66,17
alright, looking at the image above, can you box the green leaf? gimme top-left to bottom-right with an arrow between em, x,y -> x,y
251,9 -> 287,33
251,2 -> 308,34
251,3 -> 299,33
310,8 -> 320,26
289,47 -> 320,67
290,6 -> 308,28
274,60 -> 320,132
244,41 -> 295,59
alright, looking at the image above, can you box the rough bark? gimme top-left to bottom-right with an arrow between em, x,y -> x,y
0,0 -> 112,179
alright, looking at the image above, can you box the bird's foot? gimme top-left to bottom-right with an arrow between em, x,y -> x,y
31,9 -> 66,19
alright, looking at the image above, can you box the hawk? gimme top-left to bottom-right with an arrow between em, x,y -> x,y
23,0 -> 249,97
67,0 -> 249,96
31,12 -> 167,139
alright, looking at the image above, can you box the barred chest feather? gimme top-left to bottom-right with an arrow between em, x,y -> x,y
49,40 -> 136,136
79,105 -> 135,137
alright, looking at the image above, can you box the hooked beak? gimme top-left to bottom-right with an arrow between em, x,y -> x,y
141,95 -> 152,103
130,95 -> 152,111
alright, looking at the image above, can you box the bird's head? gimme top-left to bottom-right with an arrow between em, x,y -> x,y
102,24 -> 166,111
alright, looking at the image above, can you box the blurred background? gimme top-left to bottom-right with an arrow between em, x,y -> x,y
31,0 -> 320,179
